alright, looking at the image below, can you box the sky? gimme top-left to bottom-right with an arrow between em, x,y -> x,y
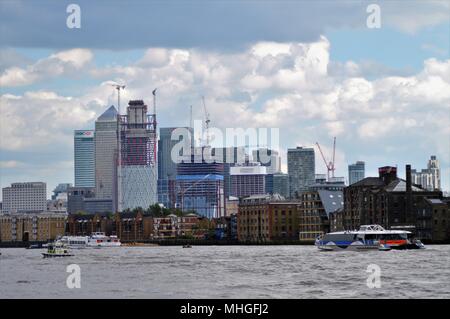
0,0 -> 449,198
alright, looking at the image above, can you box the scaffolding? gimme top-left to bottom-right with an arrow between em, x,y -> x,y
118,100 -> 158,210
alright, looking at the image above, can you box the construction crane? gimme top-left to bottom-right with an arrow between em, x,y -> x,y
108,82 -> 125,212
109,83 -> 126,115
316,137 -> 336,181
201,96 -> 211,147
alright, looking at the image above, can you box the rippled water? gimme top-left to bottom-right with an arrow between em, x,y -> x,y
1,245 -> 449,298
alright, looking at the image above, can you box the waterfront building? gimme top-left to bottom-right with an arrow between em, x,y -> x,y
113,211 -> 153,241
94,106 -> 118,209
215,214 -> 238,241
415,198 -> 450,242
252,148 -> 281,174
1,182 -> 47,213
225,196 -> 239,216
237,194 -> 299,242
66,212 -> 112,236
119,100 -> 158,210
74,130 -> 95,188
412,155 -> 441,190
298,189 -> 343,242
287,147 -> 315,198
0,212 -> 66,242
230,163 -> 266,198
343,165 -> 442,233
348,161 -> 365,185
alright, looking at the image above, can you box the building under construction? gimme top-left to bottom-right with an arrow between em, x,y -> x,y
119,100 -> 158,210
175,149 -> 225,218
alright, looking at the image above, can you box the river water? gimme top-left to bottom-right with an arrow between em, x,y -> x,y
1,245 -> 449,298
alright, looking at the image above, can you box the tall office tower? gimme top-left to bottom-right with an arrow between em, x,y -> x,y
348,161 -> 365,185
2,182 -> 47,213
94,106 -> 118,211
119,100 -> 157,210
287,147 -> 315,198
230,163 -> 267,198
252,148 -> 281,174
74,130 -> 95,187
176,151 -> 225,218
157,127 -> 193,208
411,155 -> 441,190
272,173 -> 289,198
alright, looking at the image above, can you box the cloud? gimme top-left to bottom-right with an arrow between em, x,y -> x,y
0,48 -> 93,87
1,36 -> 449,190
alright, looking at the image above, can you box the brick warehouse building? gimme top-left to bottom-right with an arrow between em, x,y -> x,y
341,165 -> 444,239
238,194 -> 300,242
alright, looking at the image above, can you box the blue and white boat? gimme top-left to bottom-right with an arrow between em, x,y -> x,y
315,224 -> 425,251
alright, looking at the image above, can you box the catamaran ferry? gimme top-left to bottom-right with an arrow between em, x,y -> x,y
60,233 -> 121,248
315,224 -> 425,251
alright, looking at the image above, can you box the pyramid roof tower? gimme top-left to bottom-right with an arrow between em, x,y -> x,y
97,105 -> 118,121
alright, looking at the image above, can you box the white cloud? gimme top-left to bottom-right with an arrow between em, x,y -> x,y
1,37 -> 449,190
0,48 -> 93,87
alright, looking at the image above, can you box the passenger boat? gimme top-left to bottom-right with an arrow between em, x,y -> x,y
60,233 -> 121,248
42,241 -> 73,258
60,236 -> 89,249
87,233 -> 121,247
315,224 -> 425,251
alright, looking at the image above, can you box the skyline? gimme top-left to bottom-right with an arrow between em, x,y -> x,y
0,1 -> 449,197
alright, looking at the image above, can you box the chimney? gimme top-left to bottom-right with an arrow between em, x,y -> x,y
406,164 -> 413,222
406,164 -> 412,193
378,166 -> 397,185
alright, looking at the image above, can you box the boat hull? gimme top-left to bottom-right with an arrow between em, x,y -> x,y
42,253 -> 73,258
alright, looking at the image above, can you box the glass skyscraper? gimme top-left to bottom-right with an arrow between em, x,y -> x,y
74,130 -> 95,188
348,161 -> 365,185
287,147 -> 315,198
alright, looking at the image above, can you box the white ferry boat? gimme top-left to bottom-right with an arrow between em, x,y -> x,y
87,232 -> 121,247
315,224 -> 425,251
60,233 -> 121,248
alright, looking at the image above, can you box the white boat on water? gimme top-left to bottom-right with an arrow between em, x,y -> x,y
88,232 -> 121,247
315,224 -> 425,251
60,233 -> 121,248
42,240 -> 73,258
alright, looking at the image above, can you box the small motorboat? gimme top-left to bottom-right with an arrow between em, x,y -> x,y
378,244 -> 392,251
182,244 -> 192,248
27,244 -> 42,249
42,241 -> 73,258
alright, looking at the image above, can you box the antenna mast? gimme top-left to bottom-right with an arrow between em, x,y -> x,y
202,96 -> 210,147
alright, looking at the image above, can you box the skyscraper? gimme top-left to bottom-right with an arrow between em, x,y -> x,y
119,100 -> 158,210
412,155 -> 441,190
348,161 -> 365,185
287,147 -> 315,198
272,173 -> 289,198
176,151 -> 225,218
74,130 -> 95,187
94,105 -> 118,211
157,127 -> 193,207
